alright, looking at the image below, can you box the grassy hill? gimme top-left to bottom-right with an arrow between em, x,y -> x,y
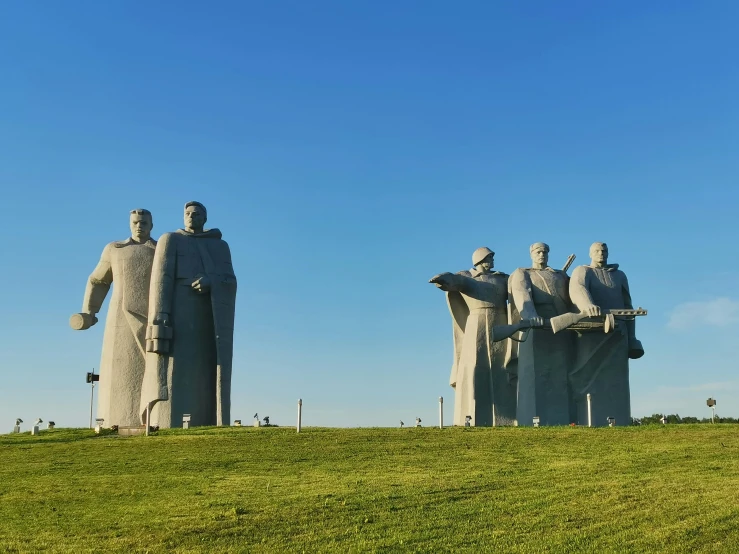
1,425 -> 738,553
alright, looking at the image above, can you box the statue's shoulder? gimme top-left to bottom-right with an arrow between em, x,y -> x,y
456,270 -> 472,277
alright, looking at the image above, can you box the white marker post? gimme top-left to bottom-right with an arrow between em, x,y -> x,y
586,393 -> 592,428
297,399 -> 302,433
145,405 -> 151,436
439,396 -> 444,429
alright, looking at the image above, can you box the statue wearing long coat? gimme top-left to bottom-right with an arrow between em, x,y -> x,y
140,228 -> 237,428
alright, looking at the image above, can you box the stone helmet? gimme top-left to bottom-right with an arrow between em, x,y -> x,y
472,247 -> 495,266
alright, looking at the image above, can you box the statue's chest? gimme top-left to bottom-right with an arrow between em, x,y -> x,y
111,244 -> 156,283
464,274 -> 508,307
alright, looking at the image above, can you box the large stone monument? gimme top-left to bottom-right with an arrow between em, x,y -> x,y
140,201 -> 237,428
70,209 -> 156,427
430,247 -> 534,426
509,243 -> 575,427
568,242 -> 644,427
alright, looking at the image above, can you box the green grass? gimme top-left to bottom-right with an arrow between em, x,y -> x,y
1,425 -> 738,553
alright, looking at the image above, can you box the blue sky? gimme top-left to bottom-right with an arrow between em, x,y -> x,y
1,1 -> 737,429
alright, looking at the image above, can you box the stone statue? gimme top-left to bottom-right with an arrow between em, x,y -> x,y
568,242 -> 644,427
140,201 -> 237,428
430,247 -> 539,426
509,243 -> 575,426
70,209 -> 156,427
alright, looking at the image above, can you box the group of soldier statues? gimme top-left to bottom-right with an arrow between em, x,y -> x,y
70,202 -> 237,429
430,242 -> 646,427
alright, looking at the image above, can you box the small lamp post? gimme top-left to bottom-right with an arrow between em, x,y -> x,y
182,414 -> 191,430
707,398 -> 717,423
47,421 -> 56,430
94,418 -> 104,434
607,417 -> 615,427
13,418 -> 22,434
464,415 -> 472,427
532,416 -> 540,428
415,417 -> 422,428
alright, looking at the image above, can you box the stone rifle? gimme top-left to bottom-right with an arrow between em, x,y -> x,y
541,308 -> 648,334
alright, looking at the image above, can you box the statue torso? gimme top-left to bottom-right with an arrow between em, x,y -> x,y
457,270 -> 508,310
585,266 -> 628,309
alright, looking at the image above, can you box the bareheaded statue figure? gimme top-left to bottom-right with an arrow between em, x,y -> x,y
568,242 -> 644,427
70,209 -> 156,427
509,242 -> 575,426
140,201 -> 237,428
429,247 -> 540,426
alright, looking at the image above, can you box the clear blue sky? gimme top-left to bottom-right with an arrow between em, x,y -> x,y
1,1 -> 737,428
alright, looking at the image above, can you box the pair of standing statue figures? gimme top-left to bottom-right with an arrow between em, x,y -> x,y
430,243 -> 646,427
70,202 -> 237,429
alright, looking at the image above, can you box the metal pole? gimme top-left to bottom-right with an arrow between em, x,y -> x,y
711,406 -> 715,424
89,377 -> 95,429
439,396 -> 444,429
297,399 -> 302,433
145,405 -> 151,436
586,393 -> 592,428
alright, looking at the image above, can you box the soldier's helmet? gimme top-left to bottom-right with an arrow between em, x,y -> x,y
472,247 -> 495,266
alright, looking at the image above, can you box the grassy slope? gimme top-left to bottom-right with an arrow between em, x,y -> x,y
1,426 -> 738,553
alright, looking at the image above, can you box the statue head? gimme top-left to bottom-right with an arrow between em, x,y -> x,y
589,242 -> 608,267
472,247 -> 495,272
129,209 -> 153,243
184,201 -> 207,233
529,242 -> 549,269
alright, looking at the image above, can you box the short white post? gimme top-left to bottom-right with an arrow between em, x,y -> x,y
145,405 -> 151,436
711,406 -> 716,424
586,393 -> 592,428
297,399 -> 302,433
439,396 -> 444,429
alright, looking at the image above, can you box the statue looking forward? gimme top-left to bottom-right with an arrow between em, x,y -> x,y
140,201 -> 237,428
70,209 -> 156,427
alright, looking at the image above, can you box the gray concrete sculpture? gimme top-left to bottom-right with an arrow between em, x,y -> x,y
430,248 -> 538,426
568,242 -> 644,427
509,243 -> 575,427
140,201 -> 237,428
70,209 -> 156,427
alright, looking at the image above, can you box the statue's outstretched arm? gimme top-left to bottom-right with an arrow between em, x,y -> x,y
72,244 -> 113,330
429,272 -> 476,294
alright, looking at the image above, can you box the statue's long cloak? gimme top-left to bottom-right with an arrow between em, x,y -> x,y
446,269 -> 515,426
140,229 -> 237,427
84,238 -> 156,427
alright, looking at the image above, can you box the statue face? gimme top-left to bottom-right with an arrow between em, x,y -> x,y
130,213 -> 153,242
477,254 -> 494,272
590,243 -> 608,265
184,205 -> 206,232
531,247 -> 548,267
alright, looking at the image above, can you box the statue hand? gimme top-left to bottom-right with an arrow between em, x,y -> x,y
429,273 -> 453,291
153,313 -> 170,326
69,312 -> 98,331
583,305 -> 601,317
522,317 -> 544,329
192,276 -> 211,294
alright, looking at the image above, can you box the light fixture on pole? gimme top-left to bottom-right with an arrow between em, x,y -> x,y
32,418 -> 43,436
13,418 -> 22,434
85,370 -> 100,429
607,417 -> 615,427
532,416 -> 540,428
707,398 -> 717,423
464,415 -> 472,427
182,414 -> 191,430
